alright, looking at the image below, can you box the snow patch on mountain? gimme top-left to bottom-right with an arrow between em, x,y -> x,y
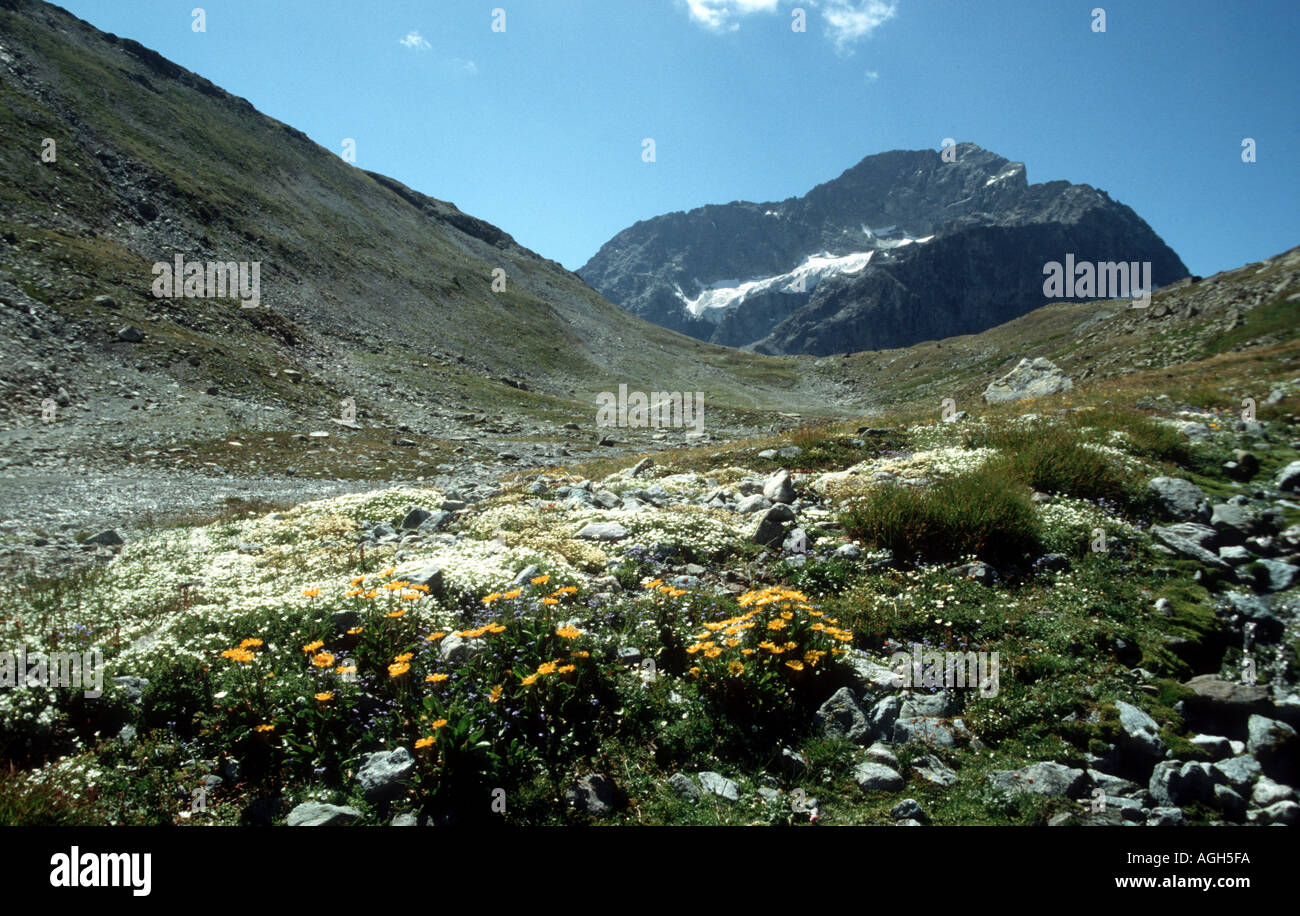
676,250 -> 875,321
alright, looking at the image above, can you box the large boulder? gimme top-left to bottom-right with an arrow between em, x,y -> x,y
1114,700 -> 1165,759
989,762 -> 1090,798
815,687 -> 871,744
356,747 -> 414,803
1146,477 -> 1211,522
1275,460 -> 1300,493
286,802 -> 362,826
982,357 -> 1073,404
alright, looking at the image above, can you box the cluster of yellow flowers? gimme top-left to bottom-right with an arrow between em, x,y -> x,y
644,578 -> 688,598
685,587 -> 851,681
482,577 -> 579,608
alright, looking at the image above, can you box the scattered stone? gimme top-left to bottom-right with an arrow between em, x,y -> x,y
566,774 -> 617,816
1147,477 -> 1211,522
989,762 -> 1089,798
356,747 -> 414,803
1146,807 -> 1185,827
816,687 -> 871,744
1275,460 -> 1300,493
891,798 -> 925,821
852,761 -> 904,792
982,357 -> 1073,404
116,325 -> 144,343
286,802 -> 362,827
667,772 -> 700,803
1114,700 -> 1165,759
630,457 -> 654,477
84,529 -> 124,547
575,521 -> 629,541
912,754 -> 958,787
697,771 -> 740,803
763,469 -> 796,504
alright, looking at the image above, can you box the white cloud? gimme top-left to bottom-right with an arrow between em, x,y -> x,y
678,0 -> 896,49
683,0 -> 779,33
864,69 -> 879,81
399,31 -> 431,50
818,0 -> 897,52
453,58 -> 478,74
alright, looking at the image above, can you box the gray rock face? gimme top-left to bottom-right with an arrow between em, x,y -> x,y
697,771 -> 740,803
867,695 -> 904,741
751,502 -> 797,548
579,144 -> 1187,356
286,802 -> 362,826
85,528 -> 125,547
1254,800 -> 1300,826
406,564 -> 445,598
1254,559 -> 1299,592
1210,503 -> 1264,543
816,687 -> 871,744
852,761 -> 904,792
1251,776 -> 1295,807
574,521 -> 629,541
1147,477 -> 1211,522
989,762 -> 1089,798
1114,700 -> 1165,759
399,507 -> 432,529
982,357 -> 1073,404
438,633 -> 484,665
736,493 -> 772,514
567,774 -> 617,816
891,798 -> 925,820
356,747 -> 414,803
1146,807 -> 1186,827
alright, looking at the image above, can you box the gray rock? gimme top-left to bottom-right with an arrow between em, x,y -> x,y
356,747 -> 414,803
900,691 -> 951,718
593,489 -> 621,509
113,676 -> 149,702
116,325 -> 145,343
912,753 -> 957,787
891,798 -> 925,820
845,651 -> 905,696
763,469 -> 796,504
982,357 -> 1073,404
1188,734 -> 1233,760
751,503 -> 797,548
863,742 -> 899,768
1246,715 -> 1298,780
390,812 -> 419,826
866,695 -> 903,741
816,687 -> 871,744
778,747 -> 808,777
736,493 -> 772,514
852,761 -> 904,792
1150,525 -> 1230,570
1147,476 -> 1211,522
1210,503 -> 1263,543
776,446 -> 803,459
1213,785 -> 1247,819
1210,755 -> 1262,793
836,543 -> 862,559
405,564 -> 445,598
630,457 -> 654,477
1251,776 -> 1295,807
697,771 -> 739,803
287,802 -> 362,826
1149,760 -> 1214,806
989,762 -> 1090,798
1114,700 -> 1165,759
950,560 -> 996,584
757,449 -> 778,460
1275,460 -> 1300,493
782,527 -> 808,553
509,564 -> 543,587
399,507 -> 432,529
1253,800 -> 1300,826
85,529 -> 124,547
575,521 -> 629,541
1255,559 -> 1299,592
1146,807 -> 1185,827
566,773 -> 617,816
415,510 -> 451,533
666,772 -> 700,802
892,716 -> 954,747
438,633 -> 484,665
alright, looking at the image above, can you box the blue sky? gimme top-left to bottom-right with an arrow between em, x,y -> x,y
58,0 -> 1300,275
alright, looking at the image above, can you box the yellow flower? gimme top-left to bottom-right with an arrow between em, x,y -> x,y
425,631 -> 447,642
644,578 -> 663,589
239,638 -> 263,649
402,592 -> 422,601
363,589 -> 378,599
388,661 -> 411,677
345,589 -> 362,597
780,611 -> 794,620
415,736 -> 435,750
314,691 -> 334,702
767,618 -> 787,631
220,648 -> 255,663
302,640 -> 325,653
689,666 -> 702,678
425,673 -> 449,683
431,718 -> 448,729
312,652 -> 336,668
351,575 -> 365,586
347,627 -> 363,635
488,684 -> 503,703
552,586 -> 578,596
502,589 -> 522,600
704,648 -> 723,659
729,660 -> 745,675
394,652 -> 414,663
741,648 -> 755,656
408,584 -> 430,594
542,597 -> 558,605
482,592 -> 501,606
530,574 -> 551,585
558,664 -> 576,674
486,623 -> 506,634
785,660 -> 805,672
536,661 -> 559,676
335,665 -> 356,676
520,674 -> 539,686
570,650 -> 590,659
382,567 -> 396,577
255,724 -> 275,733
556,625 -> 582,639
302,588 -> 320,598
724,638 -> 740,647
